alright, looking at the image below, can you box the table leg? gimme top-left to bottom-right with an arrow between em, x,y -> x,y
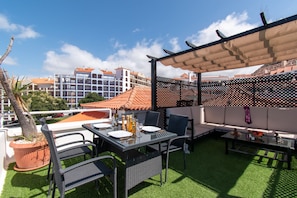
225,140 -> 229,154
287,149 -> 292,170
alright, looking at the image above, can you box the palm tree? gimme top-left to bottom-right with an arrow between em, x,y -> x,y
0,37 -> 37,140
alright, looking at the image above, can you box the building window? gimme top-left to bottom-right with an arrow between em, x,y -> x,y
85,85 -> 91,90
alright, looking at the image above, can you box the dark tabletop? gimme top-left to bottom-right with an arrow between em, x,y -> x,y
83,123 -> 177,152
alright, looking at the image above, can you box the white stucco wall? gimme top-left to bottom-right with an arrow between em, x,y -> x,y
0,129 -> 7,194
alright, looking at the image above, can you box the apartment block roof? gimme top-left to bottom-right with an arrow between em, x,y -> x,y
101,69 -> 114,75
75,67 -> 94,73
31,78 -> 54,85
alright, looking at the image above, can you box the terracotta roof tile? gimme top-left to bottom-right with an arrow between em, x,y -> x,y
58,111 -> 108,123
81,86 -> 152,110
80,86 -> 183,110
31,78 -> 54,85
75,67 -> 94,73
101,70 -> 114,75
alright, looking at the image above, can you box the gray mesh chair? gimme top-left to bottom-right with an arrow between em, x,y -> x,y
39,118 -> 96,181
41,123 -> 117,198
143,111 -> 160,126
147,114 -> 189,182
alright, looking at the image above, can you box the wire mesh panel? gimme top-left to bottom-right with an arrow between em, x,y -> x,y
156,72 -> 297,108
156,76 -> 197,108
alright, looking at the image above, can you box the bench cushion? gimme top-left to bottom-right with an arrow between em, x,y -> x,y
268,108 -> 297,133
166,106 -> 192,119
191,106 -> 202,125
246,107 -> 268,130
204,106 -> 225,124
224,106 -> 246,127
188,124 -> 215,139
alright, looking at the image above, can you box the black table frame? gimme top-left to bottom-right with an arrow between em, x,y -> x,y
221,131 -> 296,169
82,123 -> 177,197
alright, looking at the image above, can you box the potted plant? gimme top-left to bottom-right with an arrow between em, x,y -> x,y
0,37 -> 50,171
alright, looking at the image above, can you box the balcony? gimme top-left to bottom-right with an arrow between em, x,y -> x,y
0,108 -> 296,197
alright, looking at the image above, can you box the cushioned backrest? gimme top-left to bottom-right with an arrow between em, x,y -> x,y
268,108 -> 297,133
204,106 -> 225,124
144,111 -> 160,126
166,107 -> 192,119
168,114 -> 188,147
224,106 -> 268,129
225,106 -> 246,126
247,107 -> 268,129
166,107 -> 192,129
191,106 -> 202,125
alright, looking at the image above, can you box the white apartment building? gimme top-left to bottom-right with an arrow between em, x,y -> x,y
54,67 -> 150,108
0,66 -> 151,119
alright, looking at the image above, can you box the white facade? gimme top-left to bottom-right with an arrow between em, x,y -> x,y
54,68 -> 125,108
0,67 -> 151,113
53,67 -> 151,108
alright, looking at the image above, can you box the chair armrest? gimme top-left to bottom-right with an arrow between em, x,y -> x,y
57,142 -> 96,153
167,135 -> 190,146
61,155 -> 116,174
56,140 -> 93,149
55,132 -> 86,141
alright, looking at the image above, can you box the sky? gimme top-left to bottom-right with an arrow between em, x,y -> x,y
0,1 -> 296,79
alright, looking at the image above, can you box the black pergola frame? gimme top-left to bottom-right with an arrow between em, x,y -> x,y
148,13 -> 297,110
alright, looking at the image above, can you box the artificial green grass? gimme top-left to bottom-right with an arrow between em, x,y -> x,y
1,134 -> 297,198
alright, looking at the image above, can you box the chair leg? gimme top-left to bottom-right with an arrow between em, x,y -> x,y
52,182 -> 56,198
113,169 -> 117,198
47,159 -> 52,180
160,172 -> 163,186
183,151 -> 186,170
125,188 -> 128,198
48,173 -> 54,197
165,152 -> 170,183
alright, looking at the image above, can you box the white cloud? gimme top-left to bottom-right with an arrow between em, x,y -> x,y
2,56 -> 17,66
132,28 -> 141,33
0,14 -> 40,39
43,12 -> 260,78
16,26 -> 40,39
0,14 -> 17,31
43,40 -> 181,78
169,37 -> 181,52
43,44 -> 103,74
187,12 -> 257,46
111,40 -> 126,49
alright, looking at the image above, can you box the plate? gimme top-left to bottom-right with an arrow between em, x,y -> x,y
93,123 -> 112,129
142,126 -> 161,132
108,130 -> 133,138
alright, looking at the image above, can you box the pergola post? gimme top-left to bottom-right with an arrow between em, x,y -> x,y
150,58 -> 157,111
197,72 -> 202,105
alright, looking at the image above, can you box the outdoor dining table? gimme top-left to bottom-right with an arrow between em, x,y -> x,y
82,123 -> 177,198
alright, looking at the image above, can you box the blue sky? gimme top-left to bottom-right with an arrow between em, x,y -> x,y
0,0 -> 296,79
